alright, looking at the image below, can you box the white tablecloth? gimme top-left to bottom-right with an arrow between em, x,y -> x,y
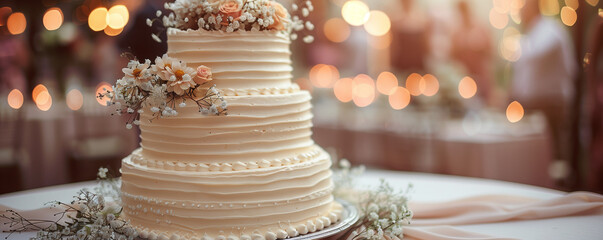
1,170 -> 601,239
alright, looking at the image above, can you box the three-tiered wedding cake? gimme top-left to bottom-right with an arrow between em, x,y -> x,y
117,1 -> 341,239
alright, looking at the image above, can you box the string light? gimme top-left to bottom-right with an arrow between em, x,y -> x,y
341,1 -> 369,26
43,7 -> 63,31
7,12 -> 26,35
7,89 -> 24,110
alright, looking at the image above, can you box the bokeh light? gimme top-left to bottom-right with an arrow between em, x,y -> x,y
539,0 -> 560,16
43,7 -> 63,31
458,76 -> 478,99
506,101 -> 524,123
7,12 -> 26,35
489,8 -> 509,29
333,78 -> 353,102
310,64 -> 339,88
66,89 -> 84,111
96,82 -> 112,106
405,73 -> 423,96
324,18 -> 350,43
376,72 -> 398,95
7,89 -> 24,110
388,87 -> 411,110
421,74 -> 439,97
341,0 -> 369,26
104,26 -> 124,36
500,27 -> 522,62
352,74 -> 375,107
363,10 -> 391,37
35,91 -> 52,111
106,5 -> 129,29
88,7 -> 108,31
32,84 -> 49,102
560,6 -> 577,26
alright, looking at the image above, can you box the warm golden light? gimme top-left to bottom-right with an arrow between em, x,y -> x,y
35,91 -> 52,111
66,89 -> 84,111
368,31 -> 393,50
88,7 -> 108,31
104,26 -> 124,36
376,72 -> 398,95
510,0 -> 527,9
96,82 -> 112,106
421,74 -> 439,97
585,0 -> 599,6
539,0 -> 560,16
389,87 -> 411,110
560,6 -> 577,26
500,27 -> 522,62
565,0 -> 579,9
7,89 -> 24,109
7,12 -> 26,35
333,77 -> 354,102
363,10 -> 391,37
341,0 -> 369,26
506,101 -> 524,123
489,8 -> 509,29
43,7 -> 63,31
107,5 -> 129,29
309,64 -> 339,88
324,18 -> 351,43
32,84 -> 49,102
458,76 -> 478,99
405,73 -> 423,96
352,74 -> 375,107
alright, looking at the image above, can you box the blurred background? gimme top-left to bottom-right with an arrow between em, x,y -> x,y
0,0 -> 601,194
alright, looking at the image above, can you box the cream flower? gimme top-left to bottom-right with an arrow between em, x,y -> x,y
195,65 -> 213,85
165,61 -> 197,95
152,54 -> 176,81
122,60 -> 151,87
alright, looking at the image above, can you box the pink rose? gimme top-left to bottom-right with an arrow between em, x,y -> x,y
195,65 -> 213,85
268,1 -> 289,30
219,0 -> 242,21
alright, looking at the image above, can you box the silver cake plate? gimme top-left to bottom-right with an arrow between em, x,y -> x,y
286,199 -> 359,240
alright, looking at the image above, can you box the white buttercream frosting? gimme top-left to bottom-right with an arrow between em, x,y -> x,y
121,28 -> 339,240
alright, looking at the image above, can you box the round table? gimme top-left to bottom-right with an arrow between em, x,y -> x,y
1,169 -> 601,239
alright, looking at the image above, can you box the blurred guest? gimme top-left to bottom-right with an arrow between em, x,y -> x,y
450,1 -> 493,103
390,0 -> 431,72
119,0 -> 167,61
511,0 -> 577,162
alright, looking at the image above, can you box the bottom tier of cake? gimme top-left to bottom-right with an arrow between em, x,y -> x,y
120,145 -> 342,240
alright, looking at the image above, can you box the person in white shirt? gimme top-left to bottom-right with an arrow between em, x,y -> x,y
511,0 -> 577,164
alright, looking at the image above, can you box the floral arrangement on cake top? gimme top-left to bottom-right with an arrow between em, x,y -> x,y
148,0 -> 316,42
98,54 -> 227,129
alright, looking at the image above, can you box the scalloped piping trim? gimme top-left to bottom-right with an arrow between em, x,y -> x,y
219,84 -> 300,97
131,147 -> 321,172
122,187 -> 334,215
130,203 -> 343,240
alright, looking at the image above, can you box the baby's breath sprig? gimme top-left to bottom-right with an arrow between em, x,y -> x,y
332,160 -> 413,240
1,190 -> 136,240
288,0 -> 315,43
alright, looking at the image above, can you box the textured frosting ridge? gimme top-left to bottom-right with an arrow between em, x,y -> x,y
121,28 -> 340,240
167,28 -> 293,90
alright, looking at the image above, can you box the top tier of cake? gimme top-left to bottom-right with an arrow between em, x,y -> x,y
167,28 -> 293,90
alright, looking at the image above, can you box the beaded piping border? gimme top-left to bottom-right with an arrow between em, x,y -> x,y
220,84 -> 301,97
129,147 -> 322,172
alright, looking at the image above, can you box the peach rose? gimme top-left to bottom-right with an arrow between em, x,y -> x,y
195,65 -> 213,85
268,1 -> 289,30
219,0 -> 242,20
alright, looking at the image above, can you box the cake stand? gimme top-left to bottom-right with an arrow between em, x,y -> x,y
287,199 -> 359,240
